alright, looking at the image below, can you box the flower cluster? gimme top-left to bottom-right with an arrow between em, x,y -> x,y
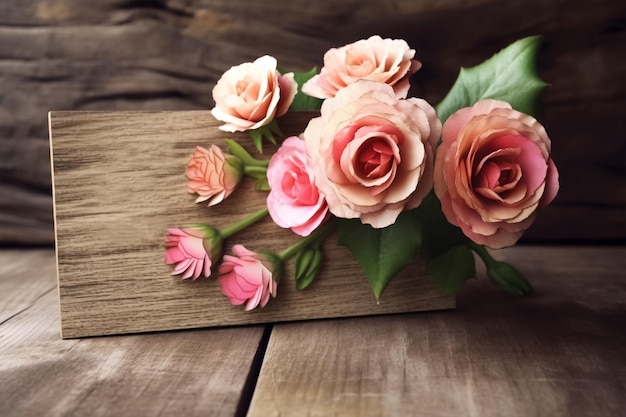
165,35 -> 559,310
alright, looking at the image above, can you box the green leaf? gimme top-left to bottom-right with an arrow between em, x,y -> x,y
337,209 -> 422,300
415,192 -> 469,260
414,193 -> 478,295
254,177 -> 270,191
436,36 -> 548,123
289,68 -> 323,111
248,120 -> 282,153
427,245 -> 475,296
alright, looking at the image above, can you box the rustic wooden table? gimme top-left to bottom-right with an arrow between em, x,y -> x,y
1,246 -> 624,417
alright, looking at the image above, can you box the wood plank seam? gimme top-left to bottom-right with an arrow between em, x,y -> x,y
0,286 -> 56,327
235,325 -> 274,417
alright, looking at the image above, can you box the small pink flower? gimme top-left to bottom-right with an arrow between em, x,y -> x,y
185,145 -> 243,206
434,99 -> 559,249
302,35 -> 421,99
211,55 -> 297,132
218,245 -> 279,311
164,226 -> 223,279
267,136 -> 329,236
304,80 -> 441,228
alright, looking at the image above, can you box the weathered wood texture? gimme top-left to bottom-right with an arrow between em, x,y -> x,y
49,111 -> 452,338
1,0 -> 625,244
0,249 -> 267,417
247,246 -> 626,417
3,247 -> 624,417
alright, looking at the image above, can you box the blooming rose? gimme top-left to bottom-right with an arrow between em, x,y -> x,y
218,245 -> 279,311
434,99 -> 559,249
302,35 -> 421,99
304,80 -> 441,228
267,136 -> 329,236
211,55 -> 297,132
185,145 -> 243,206
164,226 -> 223,279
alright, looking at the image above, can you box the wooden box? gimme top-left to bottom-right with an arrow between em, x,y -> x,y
48,111 -> 454,338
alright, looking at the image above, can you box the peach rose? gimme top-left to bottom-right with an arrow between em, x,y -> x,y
302,35 -> 421,99
211,55 -> 297,132
304,80 -> 441,228
434,99 -> 559,249
185,145 -> 243,206
218,245 -> 278,311
267,136 -> 329,237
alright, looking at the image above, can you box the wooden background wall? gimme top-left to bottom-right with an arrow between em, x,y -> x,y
1,0 -> 624,245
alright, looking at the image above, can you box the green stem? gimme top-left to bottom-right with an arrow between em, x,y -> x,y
277,219 -> 336,261
249,158 -> 270,168
220,207 -> 269,239
225,139 -> 270,167
469,242 -> 497,268
244,165 -> 268,178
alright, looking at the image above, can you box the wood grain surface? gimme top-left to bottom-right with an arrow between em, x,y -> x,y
49,110 -> 452,338
2,246 -> 624,417
247,246 -> 626,417
1,0 -> 625,244
0,249 -> 266,417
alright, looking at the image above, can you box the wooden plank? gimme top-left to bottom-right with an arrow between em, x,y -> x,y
48,110 -> 452,338
247,246 -> 626,417
0,249 -> 56,324
1,0 -> 626,244
0,249 -> 265,417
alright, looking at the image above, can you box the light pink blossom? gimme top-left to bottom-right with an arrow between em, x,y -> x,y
267,136 -> 329,236
211,55 -> 297,132
302,35 -> 421,99
218,245 -> 279,311
185,145 -> 243,206
434,99 -> 559,249
164,226 -> 222,279
304,80 -> 441,228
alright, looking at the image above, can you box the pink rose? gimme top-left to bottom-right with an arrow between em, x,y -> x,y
266,136 -> 329,236
218,245 -> 278,311
211,55 -> 297,132
302,35 -> 421,99
434,99 -> 559,249
304,80 -> 441,228
185,145 -> 243,206
164,226 -> 223,279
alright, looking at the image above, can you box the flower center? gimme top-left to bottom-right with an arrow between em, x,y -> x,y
345,50 -> 375,77
235,79 -> 259,100
281,157 -> 317,205
357,138 -> 394,179
473,157 -> 523,200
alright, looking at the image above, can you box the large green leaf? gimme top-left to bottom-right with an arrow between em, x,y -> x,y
337,209 -> 422,300
427,245 -> 475,296
415,192 -> 469,260
414,192 -> 477,295
436,36 -> 548,123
